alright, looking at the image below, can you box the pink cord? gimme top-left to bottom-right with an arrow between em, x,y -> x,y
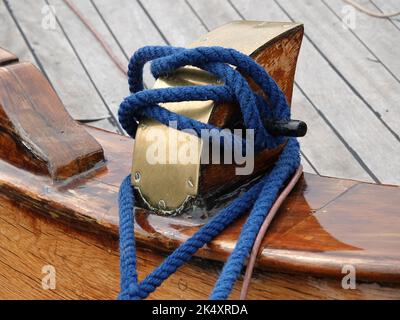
239,165 -> 303,299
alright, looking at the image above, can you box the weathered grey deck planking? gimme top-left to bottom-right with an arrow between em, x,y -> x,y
281,0 -> 400,138
93,0 -> 167,87
188,0 -> 373,182
47,0 -> 128,131
86,119 -> 120,133
3,0 -> 399,183
5,0 -> 112,122
291,86 -> 372,181
372,0 -> 400,30
187,0 -> 240,31
140,0 -> 207,47
330,0 -> 400,81
0,2 -> 37,66
327,0 -> 400,81
1,1 -> 119,132
228,0 -> 400,185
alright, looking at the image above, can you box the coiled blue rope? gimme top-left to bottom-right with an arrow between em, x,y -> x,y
117,46 -> 300,300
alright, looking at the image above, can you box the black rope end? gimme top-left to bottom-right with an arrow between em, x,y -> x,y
264,120 -> 308,138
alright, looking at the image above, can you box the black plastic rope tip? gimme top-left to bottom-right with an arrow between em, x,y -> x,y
264,119 -> 308,138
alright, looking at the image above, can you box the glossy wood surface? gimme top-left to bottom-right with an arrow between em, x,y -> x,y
1,194 -> 399,299
0,54 -> 105,180
0,47 -> 18,66
0,124 -> 399,286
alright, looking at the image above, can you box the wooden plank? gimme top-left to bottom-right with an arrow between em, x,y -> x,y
93,0 -> 167,87
300,154 -> 316,174
0,2 -> 37,66
139,0 -> 207,45
280,0 -> 400,138
292,86 -> 373,181
188,0 -> 373,182
187,0 -> 241,31
231,0 -> 400,185
6,0 -> 109,121
371,0 -> 400,29
2,195 -> 399,299
0,61 -> 105,180
1,124 -> 400,287
47,0 -> 127,129
324,0 -> 400,81
85,118 -> 120,133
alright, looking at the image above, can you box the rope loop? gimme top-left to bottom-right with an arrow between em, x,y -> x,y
117,45 -> 301,300
119,45 -> 291,150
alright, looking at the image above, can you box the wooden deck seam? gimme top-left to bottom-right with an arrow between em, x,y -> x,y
136,0 -> 171,45
3,0 -> 48,78
299,152 -> 319,175
323,0 -> 400,85
275,0 -> 400,144
225,0 -> 375,181
294,83 -> 379,182
44,0 -> 123,133
370,0 -> 400,32
185,0 -> 211,32
90,0 -> 131,61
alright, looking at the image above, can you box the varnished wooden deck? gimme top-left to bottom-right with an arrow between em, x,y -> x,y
1,0 -> 399,185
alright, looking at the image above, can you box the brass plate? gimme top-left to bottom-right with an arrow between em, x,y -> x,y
131,21 -> 302,215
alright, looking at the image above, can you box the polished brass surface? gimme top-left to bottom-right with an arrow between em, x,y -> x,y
131,21 -> 302,215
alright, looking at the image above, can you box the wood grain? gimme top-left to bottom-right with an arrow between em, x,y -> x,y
93,0 -> 167,87
47,0 -> 128,123
140,0 -> 207,47
0,3 -> 37,66
1,194 -> 399,300
0,124 -> 399,286
327,0 -> 400,80
282,0 -> 400,139
0,59 -> 105,180
6,0 -> 109,121
372,0 -> 400,30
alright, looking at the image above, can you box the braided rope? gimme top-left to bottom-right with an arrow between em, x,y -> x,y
117,46 -> 300,300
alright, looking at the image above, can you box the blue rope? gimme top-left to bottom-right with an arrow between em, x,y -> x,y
117,46 -> 301,300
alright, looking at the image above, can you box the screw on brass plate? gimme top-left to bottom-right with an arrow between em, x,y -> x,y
134,172 -> 141,183
158,199 -> 166,210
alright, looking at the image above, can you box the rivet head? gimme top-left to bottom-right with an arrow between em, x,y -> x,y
134,171 -> 141,183
158,199 -> 166,209
187,178 -> 194,188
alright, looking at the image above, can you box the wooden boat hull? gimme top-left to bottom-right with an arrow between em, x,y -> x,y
0,125 -> 399,300
1,171 -> 399,300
